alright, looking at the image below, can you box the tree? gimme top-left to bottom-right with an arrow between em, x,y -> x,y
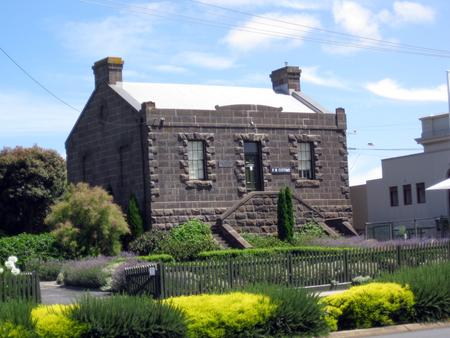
277,187 -> 288,241
124,192 -> 144,248
284,186 -> 295,242
46,182 -> 130,257
0,145 -> 66,236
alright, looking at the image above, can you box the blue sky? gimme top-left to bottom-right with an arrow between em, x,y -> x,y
1,0 -> 449,186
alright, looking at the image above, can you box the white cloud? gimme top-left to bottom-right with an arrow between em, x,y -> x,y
301,66 -> 349,89
392,1 -> 435,24
204,0 -> 331,9
59,13 -> 154,60
350,166 -> 382,186
175,52 -> 237,70
333,1 -> 381,39
0,91 -> 79,137
223,12 -> 321,52
153,65 -> 190,74
364,79 -> 447,101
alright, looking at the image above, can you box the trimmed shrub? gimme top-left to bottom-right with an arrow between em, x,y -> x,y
128,229 -> 168,255
32,304 -> 88,338
323,282 -> 415,330
277,188 -> 288,241
374,261 -> 450,323
241,232 -> 326,249
0,233 -> 70,269
66,292 -> 189,338
24,258 -> 64,281
167,292 -> 275,338
285,185 -> 295,242
47,182 -> 130,258
114,254 -> 175,264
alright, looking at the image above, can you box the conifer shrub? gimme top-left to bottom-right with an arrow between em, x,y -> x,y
166,292 -> 275,338
323,282 -> 415,330
277,188 -> 288,241
66,292 -> 188,338
122,192 -> 144,249
285,186 -> 295,242
31,304 -> 88,338
46,182 -> 130,257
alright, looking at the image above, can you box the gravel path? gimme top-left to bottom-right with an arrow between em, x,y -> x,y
40,281 -> 112,305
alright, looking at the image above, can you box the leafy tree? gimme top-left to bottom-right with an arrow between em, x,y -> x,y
277,188 -> 288,241
285,185 -> 295,242
0,145 -> 66,236
46,182 -> 130,258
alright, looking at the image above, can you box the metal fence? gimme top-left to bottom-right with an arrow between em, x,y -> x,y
365,216 -> 449,241
1,271 -> 41,304
125,241 -> 450,299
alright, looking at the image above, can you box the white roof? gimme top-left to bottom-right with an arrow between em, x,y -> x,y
110,82 -> 329,113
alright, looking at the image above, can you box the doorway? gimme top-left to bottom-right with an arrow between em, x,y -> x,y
244,142 -> 263,193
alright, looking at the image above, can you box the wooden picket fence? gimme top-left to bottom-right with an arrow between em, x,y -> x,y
125,241 -> 450,299
0,271 -> 41,304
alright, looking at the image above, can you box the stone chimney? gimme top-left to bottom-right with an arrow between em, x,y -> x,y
270,64 -> 301,94
92,57 -> 124,88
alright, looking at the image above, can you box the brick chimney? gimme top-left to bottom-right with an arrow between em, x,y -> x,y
92,57 -> 124,88
270,64 -> 301,94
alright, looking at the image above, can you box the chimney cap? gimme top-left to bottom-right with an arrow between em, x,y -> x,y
93,57 -> 124,69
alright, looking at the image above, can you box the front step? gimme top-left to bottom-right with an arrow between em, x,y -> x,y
210,225 -> 233,249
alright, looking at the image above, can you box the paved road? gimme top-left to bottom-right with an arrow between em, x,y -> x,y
40,282 -> 112,305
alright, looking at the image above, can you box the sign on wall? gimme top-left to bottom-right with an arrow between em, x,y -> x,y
271,167 -> 291,174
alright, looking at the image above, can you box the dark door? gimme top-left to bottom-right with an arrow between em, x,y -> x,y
244,142 -> 262,192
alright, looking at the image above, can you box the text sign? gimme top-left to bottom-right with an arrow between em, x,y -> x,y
218,160 -> 233,168
271,167 -> 291,174
149,266 -> 156,276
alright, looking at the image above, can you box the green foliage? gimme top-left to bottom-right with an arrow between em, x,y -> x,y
24,258 -> 64,281
47,182 -> 130,258
105,183 -> 114,199
277,188 -> 289,241
0,145 -> 66,236
241,283 -> 330,337
196,246 -> 345,261
284,186 -> 295,242
122,192 -> 144,249
114,254 -> 175,264
32,304 -> 88,338
241,232 -> 325,249
167,292 -> 275,338
66,292 -> 189,338
0,233 -> 70,269
298,222 -> 326,237
169,219 -> 211,241
128,229 -> 168,255
0,298 -> 38,338
374,261 -> 450,323
323,283 -> 415,330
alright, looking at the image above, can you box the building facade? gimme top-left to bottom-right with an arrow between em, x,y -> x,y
66,57 -> 354,243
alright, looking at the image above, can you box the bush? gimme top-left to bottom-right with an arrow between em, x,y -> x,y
323,282 -> 415,330
0,298 -> 38,338
66,292 -> 189,338
114,254 -> 174,264
47,182 -> 130,258
285,186 -> 295,242
241,283 -> 330,337
0,233 -> 70,269
128,229 -> 168,255
57,257 -> 111,288
298,222 -> 325,237
105,258 -> 151,292
167,292 -> 275,338
374,261 -> 450,323
122,192 -> 144,249
24,258 -> 64,281
242,231 -> 326,249
277,187 -> 289,241
32,304 -> 88,338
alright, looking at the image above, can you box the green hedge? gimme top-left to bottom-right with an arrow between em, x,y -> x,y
114,254 -> 175,264
197,246 -> 345,261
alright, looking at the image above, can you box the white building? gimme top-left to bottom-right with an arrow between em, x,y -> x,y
351,113 -> 450,231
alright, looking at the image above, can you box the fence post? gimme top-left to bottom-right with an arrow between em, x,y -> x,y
365,222 -> 368,238
288,254 -> 293,286
440,215 -> 444,239
343,250 -> 349,282
397,245 -> 401,270
414,218 -> 418,239
227,258 -> 233,290
389,221 -> 393,240
157,262 -> 165,299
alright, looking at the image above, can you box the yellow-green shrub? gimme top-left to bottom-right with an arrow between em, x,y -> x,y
31,304 -> 88,338
166,292 -> 276,338
324,283 -> 415,330
0,322 -> 35,338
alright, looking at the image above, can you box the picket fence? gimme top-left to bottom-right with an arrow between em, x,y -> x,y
0,271 -> 41,304
125,241 -> 450,299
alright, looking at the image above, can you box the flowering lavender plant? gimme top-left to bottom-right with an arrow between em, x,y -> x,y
308,236 -> 450,249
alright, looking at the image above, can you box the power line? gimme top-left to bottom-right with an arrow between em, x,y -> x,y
81,0 -> 450,58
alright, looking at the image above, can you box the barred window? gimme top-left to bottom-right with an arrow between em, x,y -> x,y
403,184 -> 412,205
297,142 -> 313,179
390,186 -> 398,207
416,183 -> 426,203
188,141 -> 205,180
